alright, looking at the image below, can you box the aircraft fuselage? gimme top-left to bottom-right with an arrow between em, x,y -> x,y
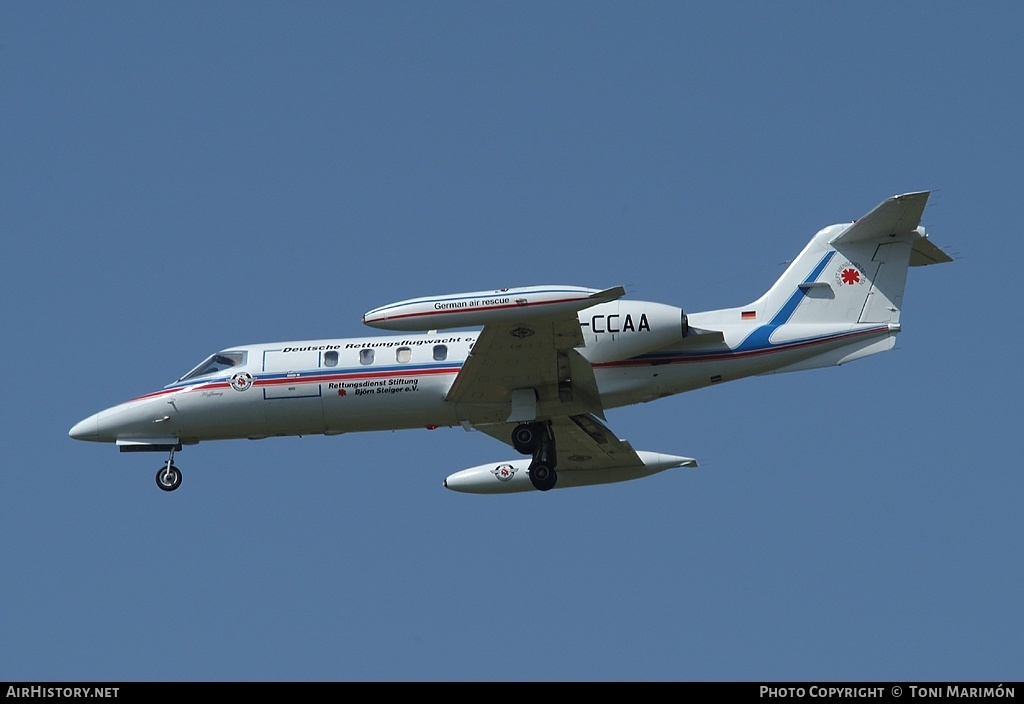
69,315 -> 895,446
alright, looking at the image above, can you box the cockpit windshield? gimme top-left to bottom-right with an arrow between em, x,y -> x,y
177,351 -> 247,382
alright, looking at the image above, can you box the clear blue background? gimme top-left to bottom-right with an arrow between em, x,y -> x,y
2,2 -> 1019,682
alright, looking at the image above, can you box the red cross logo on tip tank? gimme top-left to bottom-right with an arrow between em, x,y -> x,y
492,464 -> 516,482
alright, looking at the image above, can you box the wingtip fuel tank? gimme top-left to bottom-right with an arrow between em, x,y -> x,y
443,451 -> 697,494
363,285 -> 625,331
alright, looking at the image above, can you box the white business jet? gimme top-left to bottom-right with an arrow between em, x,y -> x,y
70,192 -> 951,493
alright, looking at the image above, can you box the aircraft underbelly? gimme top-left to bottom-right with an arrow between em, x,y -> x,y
596,362 -> 723,409
595,330 -> 885,408
264,394 -> 326,436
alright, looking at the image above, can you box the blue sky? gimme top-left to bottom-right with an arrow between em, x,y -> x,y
2,2 -> 1021,682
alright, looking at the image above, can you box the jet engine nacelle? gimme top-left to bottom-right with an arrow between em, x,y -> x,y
577,300 -> 689,363
443,451 -> 697,494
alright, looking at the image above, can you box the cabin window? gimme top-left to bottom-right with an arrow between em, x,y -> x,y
396,347 -> 412,363
433,344 -> 447,361
359,348 -> 375,365
323,350 -> 339,367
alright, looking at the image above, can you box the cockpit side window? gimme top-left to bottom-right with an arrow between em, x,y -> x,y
178,351 -> 246,382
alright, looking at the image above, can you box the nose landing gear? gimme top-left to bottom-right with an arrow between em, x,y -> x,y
156,447 -> 182,492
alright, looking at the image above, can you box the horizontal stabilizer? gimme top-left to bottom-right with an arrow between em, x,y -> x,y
910,232 -> 954,266
831,191 -> 930,244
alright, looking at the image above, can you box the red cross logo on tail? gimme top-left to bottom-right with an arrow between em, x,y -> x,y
835,261 -> 865,287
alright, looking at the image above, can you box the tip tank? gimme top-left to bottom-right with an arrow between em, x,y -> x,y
362,285 -> 624,331
443,451 -> 697,494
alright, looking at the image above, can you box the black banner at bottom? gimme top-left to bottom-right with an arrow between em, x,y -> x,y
1,682 -> 1020,699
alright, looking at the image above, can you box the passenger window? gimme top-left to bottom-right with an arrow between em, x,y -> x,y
323,350 -> 339,367
433,345 -> 447,361
359,348 -> 374,365
396,347 -> 412,363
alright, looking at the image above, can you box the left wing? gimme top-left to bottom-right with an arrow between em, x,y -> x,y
444,286 -> 623,426
367,283 -> 674,478
438,285 -> 673,474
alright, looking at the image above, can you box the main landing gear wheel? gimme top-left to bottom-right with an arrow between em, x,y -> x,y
156,464 -> 182,492
529,460 -> 557,492
512,422 -> 543,455
526,422 -> 557,491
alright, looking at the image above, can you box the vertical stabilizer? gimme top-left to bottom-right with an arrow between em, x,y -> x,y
747,192 -> 938,327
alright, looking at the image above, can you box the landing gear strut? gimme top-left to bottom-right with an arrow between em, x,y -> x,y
513,422 -> 558,492
156,447 -> 182,492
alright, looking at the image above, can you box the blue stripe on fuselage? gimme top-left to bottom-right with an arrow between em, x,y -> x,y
734,251 -> 835,353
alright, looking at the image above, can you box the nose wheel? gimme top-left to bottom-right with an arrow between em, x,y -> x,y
156,447 -> 182,492
157,464 -> 182,491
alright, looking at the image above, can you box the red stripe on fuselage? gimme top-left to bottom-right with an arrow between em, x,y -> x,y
127,367 -> 461,402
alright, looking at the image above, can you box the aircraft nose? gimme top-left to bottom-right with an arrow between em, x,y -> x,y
69,414 -> 99,441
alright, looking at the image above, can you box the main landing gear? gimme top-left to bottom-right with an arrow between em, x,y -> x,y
512,421 -> 558,492
156,447 -> 182,492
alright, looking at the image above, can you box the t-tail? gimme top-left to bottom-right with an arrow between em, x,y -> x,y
689,191 -> 952,374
